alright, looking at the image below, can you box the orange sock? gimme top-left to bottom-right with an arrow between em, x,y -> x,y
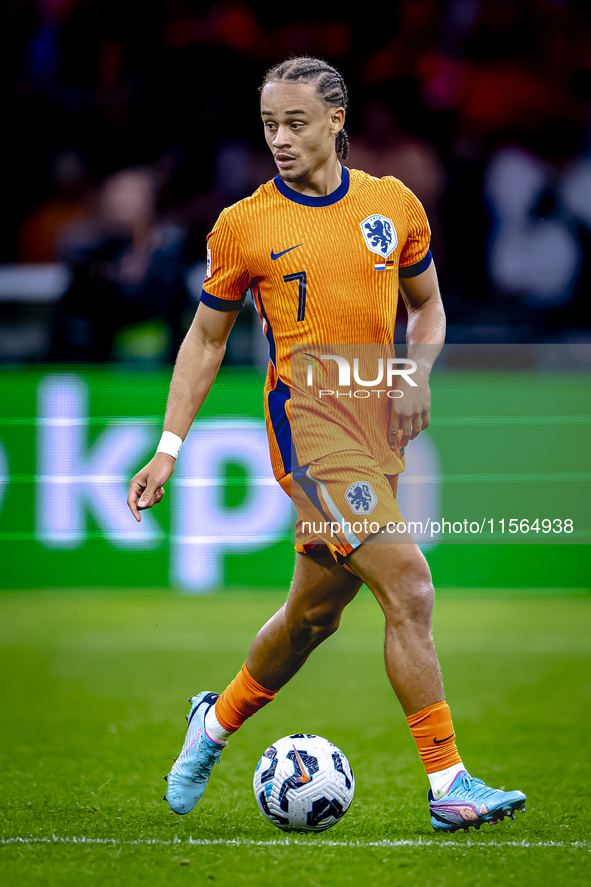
406,701 -> 462,774
215,663 -> 277,733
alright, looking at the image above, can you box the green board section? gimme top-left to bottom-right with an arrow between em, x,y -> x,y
0,365 -> 588,590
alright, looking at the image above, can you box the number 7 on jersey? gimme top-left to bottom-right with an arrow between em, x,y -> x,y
283,271 -> 307,322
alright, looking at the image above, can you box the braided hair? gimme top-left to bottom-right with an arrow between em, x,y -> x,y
259,57 -> 350,160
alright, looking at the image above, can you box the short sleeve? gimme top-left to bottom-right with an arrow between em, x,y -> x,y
200,209 -> 252,311
398,184 -> 433,278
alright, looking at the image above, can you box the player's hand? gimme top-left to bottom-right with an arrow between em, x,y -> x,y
127,453 -> 176,522
388,367 -> 431,450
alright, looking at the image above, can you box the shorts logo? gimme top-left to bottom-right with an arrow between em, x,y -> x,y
360,215 -> 398,258
345,481 -> 378,515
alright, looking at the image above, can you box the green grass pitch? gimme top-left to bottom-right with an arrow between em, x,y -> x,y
0,588 -> 589,886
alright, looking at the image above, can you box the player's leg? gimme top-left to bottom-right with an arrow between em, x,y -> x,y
347,530 -> 442,715
347,531 -> 526,831
251,546 -> 364,688
165,548 -> 363,815
207,547 -> 362,735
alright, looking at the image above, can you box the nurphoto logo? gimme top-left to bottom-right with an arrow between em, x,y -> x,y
302,354 -> 417,399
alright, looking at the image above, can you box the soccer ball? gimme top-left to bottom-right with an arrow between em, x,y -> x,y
253,734 -> 355,832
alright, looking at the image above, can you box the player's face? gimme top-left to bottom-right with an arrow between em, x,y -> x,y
260,82 -> 344,183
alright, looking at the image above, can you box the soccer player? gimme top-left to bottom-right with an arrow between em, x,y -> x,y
127,57 -> 526,832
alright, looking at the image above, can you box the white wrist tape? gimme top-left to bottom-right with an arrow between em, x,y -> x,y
156,431 -> 183,460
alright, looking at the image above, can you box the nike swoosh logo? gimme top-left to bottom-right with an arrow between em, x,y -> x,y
293,747 -> 311,784
433,733 -> 455,745
271,244 -> 303,260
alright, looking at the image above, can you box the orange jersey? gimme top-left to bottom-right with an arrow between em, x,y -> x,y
200,166 -> 432,480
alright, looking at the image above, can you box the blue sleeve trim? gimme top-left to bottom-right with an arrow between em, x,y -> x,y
399,249 -> 433,279
200,288 -> 245,311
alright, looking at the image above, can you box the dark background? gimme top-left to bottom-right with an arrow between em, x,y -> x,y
3,0 -> 591,363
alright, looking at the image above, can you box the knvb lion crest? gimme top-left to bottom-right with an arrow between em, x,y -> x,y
345,481 -> 378,515
360,214 -> 398,258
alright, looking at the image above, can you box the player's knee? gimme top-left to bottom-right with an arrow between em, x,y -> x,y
379,559 -> 434,626
288,602 -> 342,649
305,604 -> 343,640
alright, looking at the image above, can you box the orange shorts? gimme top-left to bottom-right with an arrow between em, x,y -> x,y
278,450 -> 405,565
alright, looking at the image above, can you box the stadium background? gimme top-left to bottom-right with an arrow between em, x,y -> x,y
0,4 -> 590,886
1,0 -> 590,590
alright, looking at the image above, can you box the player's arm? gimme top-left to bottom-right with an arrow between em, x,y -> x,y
390,260 -> 446,448
127,302 -> 240,521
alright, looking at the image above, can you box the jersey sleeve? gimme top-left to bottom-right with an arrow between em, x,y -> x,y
398,184 -> 433,278
200,209 -> 252,311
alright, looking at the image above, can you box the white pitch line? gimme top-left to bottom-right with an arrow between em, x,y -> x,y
0,836 -> 589,850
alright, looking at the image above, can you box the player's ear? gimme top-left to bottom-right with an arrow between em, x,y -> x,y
330,107 -> 345,135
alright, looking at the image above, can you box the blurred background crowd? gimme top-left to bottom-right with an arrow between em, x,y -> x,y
2,0 -> 591,364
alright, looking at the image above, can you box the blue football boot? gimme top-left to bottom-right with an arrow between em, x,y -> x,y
164,691 -> 226,815
430,770 -> 526,832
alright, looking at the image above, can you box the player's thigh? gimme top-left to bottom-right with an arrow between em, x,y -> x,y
284,548 -> 364,629
347,530 -> 433,619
